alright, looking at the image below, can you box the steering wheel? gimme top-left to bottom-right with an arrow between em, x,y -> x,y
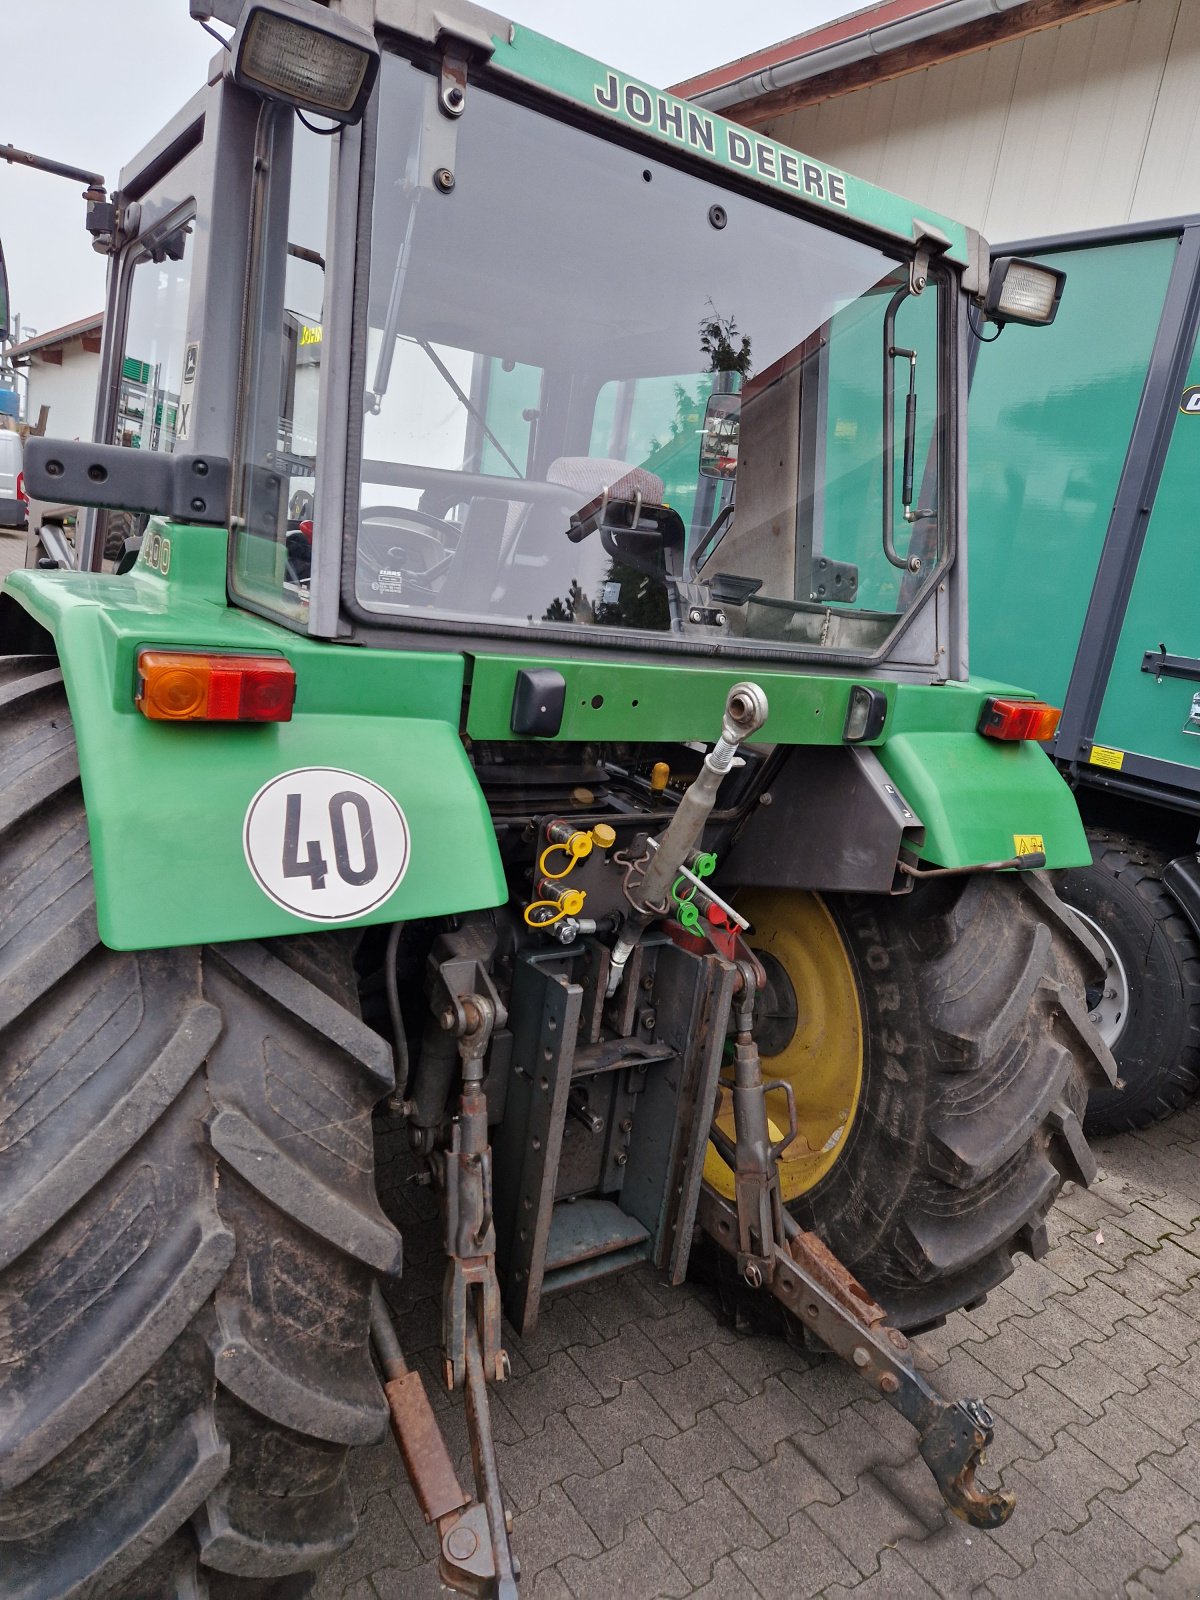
357,504 -> 461,602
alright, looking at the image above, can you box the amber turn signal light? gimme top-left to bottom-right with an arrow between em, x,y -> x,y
135,650 -> 295,722
977,696 -> 1060,742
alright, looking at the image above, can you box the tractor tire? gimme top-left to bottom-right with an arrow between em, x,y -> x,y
1058,831 -> 1200,1135
0,657 -> 403,1599
741,872 -> 1114,1332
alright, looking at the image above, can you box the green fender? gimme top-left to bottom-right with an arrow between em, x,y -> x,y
875,732 -> 1088,869
2,525 -> 506,951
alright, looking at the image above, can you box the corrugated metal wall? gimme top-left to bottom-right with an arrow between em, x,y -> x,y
763,0 -> 1200,240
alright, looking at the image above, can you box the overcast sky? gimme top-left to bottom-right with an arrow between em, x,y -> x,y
1,1 -> 850,338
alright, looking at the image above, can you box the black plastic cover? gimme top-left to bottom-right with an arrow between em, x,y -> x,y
510,668 -> 566,737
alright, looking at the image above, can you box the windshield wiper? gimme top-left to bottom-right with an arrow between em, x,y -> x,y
415,338 -> 525,479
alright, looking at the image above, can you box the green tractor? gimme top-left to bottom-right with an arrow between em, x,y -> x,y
0,3 -> 1112,1594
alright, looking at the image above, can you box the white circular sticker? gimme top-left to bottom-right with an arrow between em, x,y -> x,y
243,767 -> 410,922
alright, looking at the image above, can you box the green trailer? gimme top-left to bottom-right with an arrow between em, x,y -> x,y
0,3 -> 1112,1593
970,216 -> 1200,1134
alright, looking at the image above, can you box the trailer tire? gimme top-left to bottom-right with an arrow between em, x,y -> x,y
726,872 -> 1114,1332
1058,831 -> 1200,1135
0,658 -> 402,1600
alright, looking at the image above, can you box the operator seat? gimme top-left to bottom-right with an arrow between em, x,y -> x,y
495,456 -> 665,623
435,457 -> 664,623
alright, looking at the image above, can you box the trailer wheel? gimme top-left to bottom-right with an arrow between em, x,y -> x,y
0,658 -> 402,1599
1058,831 -> 1200,1134
709,872 -> 1114,1330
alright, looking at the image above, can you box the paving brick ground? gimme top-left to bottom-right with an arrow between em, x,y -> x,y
317,1108 -> 1200,1599
0,528 -> 27,579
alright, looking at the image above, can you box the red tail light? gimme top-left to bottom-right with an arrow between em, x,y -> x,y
16,471 -> 26,505
978,696 -> 1060,742
136,650 -> 295,722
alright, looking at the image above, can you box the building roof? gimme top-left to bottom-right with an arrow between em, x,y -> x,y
674,0 -> 1126,124
6,312 -> 103,361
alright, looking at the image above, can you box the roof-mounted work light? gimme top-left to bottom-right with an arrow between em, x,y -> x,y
230,0 -> 380,125
982,257 -> 1066,329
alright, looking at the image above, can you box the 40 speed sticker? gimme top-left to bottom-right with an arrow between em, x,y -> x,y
243,767 -> 410,921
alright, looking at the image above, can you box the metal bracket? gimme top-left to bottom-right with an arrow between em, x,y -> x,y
910,220 -> 952,295
911,242 -> 934,297
809,555 -> 859,604
1142,645 -> 1200,684
23,438 -> 229,524
440,49 -> 468,117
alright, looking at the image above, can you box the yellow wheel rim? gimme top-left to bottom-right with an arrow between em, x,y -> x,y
704,890 -> 864,1204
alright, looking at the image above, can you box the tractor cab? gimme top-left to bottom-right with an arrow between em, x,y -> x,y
240,42 -> 955,668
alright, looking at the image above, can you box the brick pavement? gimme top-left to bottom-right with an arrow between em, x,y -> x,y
0,528 -> 27,579
318,1108 -> 1200,1599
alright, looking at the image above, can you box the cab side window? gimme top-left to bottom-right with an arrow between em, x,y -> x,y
114,221 -> 195,455
231,110 -> 332,622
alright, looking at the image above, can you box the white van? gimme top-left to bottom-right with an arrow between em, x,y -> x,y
0,430 -> 26,529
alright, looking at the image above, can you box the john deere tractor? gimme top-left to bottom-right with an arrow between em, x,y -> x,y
0,3 -> 1112,1594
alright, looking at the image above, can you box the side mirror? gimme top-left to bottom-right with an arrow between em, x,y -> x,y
698,391 -> 740,480
982,257 -> 1066,329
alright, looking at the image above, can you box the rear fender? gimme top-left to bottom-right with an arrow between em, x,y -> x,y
1,539 -> 506,951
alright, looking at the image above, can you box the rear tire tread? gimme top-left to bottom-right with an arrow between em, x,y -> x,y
790,871 -> 1112,1330
0,665 -> 400,1597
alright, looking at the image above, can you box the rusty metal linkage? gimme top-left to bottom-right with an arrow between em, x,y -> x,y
369,972 -> 518,1597
699,964 -> 1015,1530
898,849 -> 1046,879
440,993 -> 508,1392
370,1284 -> 518,1597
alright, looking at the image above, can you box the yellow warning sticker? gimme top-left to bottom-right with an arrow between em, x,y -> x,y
1013,834 -> 1045,856
1089,745 -> 1125,771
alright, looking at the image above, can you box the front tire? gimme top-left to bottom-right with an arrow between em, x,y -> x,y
0,658 -> 402,1599
1059,831 -> 1200,1134
730,872 -> 1114,1331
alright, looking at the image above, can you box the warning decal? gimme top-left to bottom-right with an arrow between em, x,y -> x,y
244,767 -> 410,921
1088,745 -> 1125,771
1013,834 -> 1045,856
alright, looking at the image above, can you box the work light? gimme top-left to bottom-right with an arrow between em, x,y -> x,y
231,0 -> 379,125
983,257 -> 1066,328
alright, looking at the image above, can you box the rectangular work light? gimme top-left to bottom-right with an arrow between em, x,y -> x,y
983,257 -> 1066,329
231,0 -> 380,125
